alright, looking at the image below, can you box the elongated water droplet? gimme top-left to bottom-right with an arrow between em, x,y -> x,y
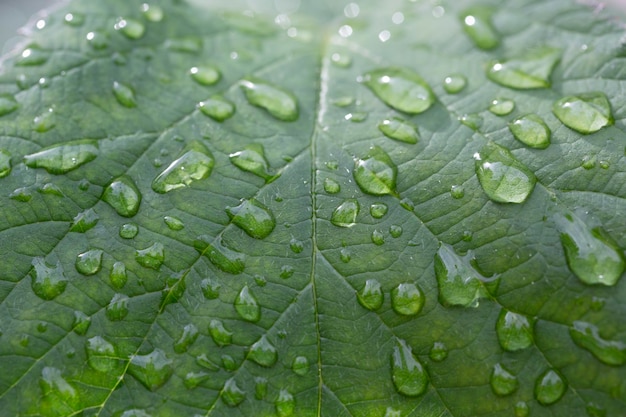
226,198 -> 275,239
10,187 -> 32,202
39,367 -> 78,413
152,141 -> 214,193
196,353 -> 219,371
249,335 -> 277,367
331,199 -> 359,228
429,342 -> 448,362
33,108 -> 56,132
487,47 -> 561,89
103,176 -> 141,217
222,378 -> 245,406
184,371 -> 210,389
255,377 -> 268,400
391,338 -> 429,397
120,223 -> 139,239
70,208 -> 99,233
292,356 -> 309,376
195,235 -> 245,274
198,96 -> 235,121
75,249 -> 103,276
391,283 -> 424,316
190,66 -> 220,86
38,183 -> 63,197
141,3 -> 164,22
240,77 -> 298,121
109,261 -> 127,289
106,293 -> 129,321
534,369 -> 566,406
434,243 -> 490,307
173,324 -> 199,354
164,215 -> 184,231
490,363 -> 518,396
114,18 -> 145,39
0,149 -> 11,177
553,92 -> 613,134
443,75 -> 467,94
86,336 -> 122,373
73,311 -> 91,335
496,309 -> 534,351
276,389 -> 295,417
209,319 -> 232,346
357,279 -> 383,311
378,117 -> 419,144
361,67 -> 435,114
555,212 -> 625,286
17,45 -> 48,66
460,7 -> 499,49
331,96 -> 354,107
135,242 -> 164,270
474,141 -> 536,204
200,277 -> 220,299
459,113 -> 483,130
323,178 -> 340,194
222,354 -> 237,371
128,349 -> 173,391
0,94 -> 18,116
31,257 -> 67,300
112,81 -> 137,107
345,112 -> 368,122
489,98 -> 515,116
235,285 -> 261,322
370,202 -> 388,219
229,144 -> 278,183
354,146 -> 398,196
569,321 -> 626,366
165,37 -> 202,53
24,140 -> 98,174
509,114 -> 551,149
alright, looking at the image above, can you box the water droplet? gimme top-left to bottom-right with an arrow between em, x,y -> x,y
86,336 -> 122,373
325,160 -> 339,170
0,149 -> 11,177
240,77 -> 298,121
24,140 -> 99,174
63,12 -> 85,27
128,349 -> 173,391
488,98 -> 515,116
372,230 -> 385,246
384,407 -> 401,417
119,223 -> 139,239
443,75 -> 467,94
209,319 -> 232,346
112,81 -> 137,107
135,242 -> 164,270
276,389 -> 295,417
331,96 -> 354,107
356,279 -> 384,311
226,199 -> 276,239
165,37 -> 202,53
330,52 -> 352,68
586,403 -> 606,417
39,183 -> 64,198
391,338 -> 429,397
229,144 -> 277,183
108,261 -> 127,289
361,67 -> 435,114
222,378 -> 246,406
429,342 -> 448,362
0,94 -> 18,117
344,112 -> 368,122
553,92 -> 613,134
459,113 -> 483,130
69,208 -> 99,233
450,185 -> 465,199
198,96 -> 235,121
16,45 -> 48,66
73,311 -> 91,335
190,66 -> 220,86
555,212 -> 625,286
389,225 -> 403,238
474,141 -> 536,204
86,31 -> 109,49
367,203 -> 387,219
460,7 -> 499,49
434,243 -> 490,307
487,47 -> 560,89
378,117 -> 420,144
78,179 -> 90,191
590,296 -> 605,312
36,322 -> 48,333
490,363 -> 518,396
200,277 -> 220,299
114,18 -> 146,39
164,215 -> 184,231
174,324 -> 199,354
10,187 -> 32,202
39,367 -> 78,413
152,141 -> 214,193
195,235 -> 245,274
102,176 -> 141,217
292,356 -> 309,376
117,409 -> 152,417
235,285 -> 261,322
514,401 -> 530,417
280,265 -> 295,278
20,334 -> 29,347
496,309 -> 534,351
331,199 -> 359,228
184,371 -> 210,389
141,3 -> 164,22
253,376 -> 268,400
323,178 -> 340,194
75,249 -> 103,276
289,238 -> 304,254
581,155 -> 596,170
534,369 -> 566,406
569,321 -> 626,366
599,160 -> 610,169
30,257 -> 67,300
391,283 -> 424,316
33,107 -> 56,132
340,248 -> 351,263
249,335 -> 277,367
196,353 -> 219,371
354,146 -> 398,196
106,293 -> 129,321
509,114 -> 551,149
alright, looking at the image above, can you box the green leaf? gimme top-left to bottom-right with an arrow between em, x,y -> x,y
0,0 -> 625,416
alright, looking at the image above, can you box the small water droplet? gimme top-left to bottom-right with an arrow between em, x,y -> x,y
384,407 -> 401,417
553,92 -> 613,134
389,224 -> 403,238
253,376 -> 268,400
33,107 -> 56,132
86,31 -> 109,49
195,235 -> 245,274
330,52 -> 352,68
292,356 -> 309,376
569,321 -> 626,366
581,155 -> 596,170
106,293 -> 129,321
78,179 -> 90,191
200,277 -> 220,299
64,12 -> 85,27
339,248 -> 351,263
184,371 -> 210,389
165,37 -> 202,53
24,140 -> 99,174
459,113 -> 483,130
114,18 -> 146,39
280,265 -> 295,278
367,203 -> 387,219
109,261 -> 127,289
152,141 -> 214,193
378,117 -> 420,144
174,324 -> 199,354
429,342 -> 448,362
488,98 -> 515,116
490,363 -> 518,396
450,185 -> 465,199
289,238 -> 304,254
514,401 -> 530,417
509,114 -> 551,149
86,336 -> 122,373
462,230 -> 473,241
534,369 -> 566,406
119,223 -> 139,239
117,409 -> 152,417
209,319 -> 232,346
164,215 -> 184,231
443,74 -> 467,94
128,349 -> 173,391
434,243 -> 490,307
275,389 -> 295,417
590,296 -> 605,311
586,402 -> 606,417
39,183 -> 65,197
361,67 -> 435,114
112,81 -> 137,107
323,178 -> 340,194
31,257 -> 67,300
354,146 -> 398,196
229,143 -> 277,183
599,160 -> 610,170
135,242 -> 164,270
16,44 -> 48,66
198,96 -> 235,121
391,283 -> 424,316
240,77 -> 298,121
73,311 -> 91,335
331,96 -> 354,107
141,3 -> 164,22
0,94 -> 18,117
75,249 -> 103,276
196,353 -> 219,371
10,187 -> 32,202
331,199 -> 359,228
249,335 -> 277,367
102,176 -> 141,217
357,279 -> 383,311
235,285 -> 261,322
372,230 -> 385,245
460,7 -> 499,49
487,47 -> 561,89
474,141 -> 536,204
496,309 -> 534,351
69,208 -> 99,233
226,199 -> 275,239
37,322 -> 48,333
222,378 -> 246,406
391,338 -> 429,397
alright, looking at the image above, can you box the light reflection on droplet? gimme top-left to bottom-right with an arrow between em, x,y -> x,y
464,15 -> 476,26
379,30 -> 391,42
344,3 -> 360,18
230,52 -> 238,60
287,27 -> 297,37
432,6 -> 445,18
275,14 -> 291,28
36,19 -> 46,30
338,25 -> 353,37
392,12 -> 404,24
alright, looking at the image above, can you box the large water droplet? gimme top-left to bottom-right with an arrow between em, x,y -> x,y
240,77 -> 298,121
276,389 -> 295,417
249,335 -> 277,367
474,141 -> 536,204
152,141 -> 214,193
73,311 -> 91,335
75,249 -> 103,276
488,98 -> 515,116
331,199 -> 359,228
190,66 -> 220,86
128,349 -> 173,391
39,367 -> 78,414
552,92 -> 613,134
222,378 -> 246,406
0,94 -> 18,116
112,81 -> 137,107
361,67 -> 435,114
391,283 -> 425,316
229,144 -> 278,183
173,324 -> 199,354
195,235 -> 245,274
434,243 -> 490,307
490,363 -> 518,396
109,261 -> 127,289
86,336 -> 122,373
496,309 -> 534,351
114,18 -> 145,39
24,140 -> 99,174
292,356 -> 310,376
391,338 -> 429,397
226,199 -> 275,239
534,369 -> 566,406
509,114 -> 551,149
357,279 -> 384,311
198,96 -> 235,121
378,117 -> 420,144
354,146 -> 398,196
487,47 -> 561,89
460,7 -> 499,50
209,319 -> 232,346
429,342 -> 448,362
443,74 -> 467,94
30,257 -> 67,300
102,176 -> 141,217
135,242 -> 164,270
555,212 -> 625,286
69,208 -> 99,233
569,321 -> 626,366
235,285 -> 261,322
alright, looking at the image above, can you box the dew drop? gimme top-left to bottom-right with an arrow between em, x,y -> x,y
569,321 -> 626,366
339,248 -> 351,263
459,113 -> 483,130
190,66 -> 220,86
229,144 -> 277,183
581,155 -> 596,170
534,369 -> 566,406
30,257 -> 67,300
330,52 -> 352,68
389,225 -> 403,238
240,77 -> 298,121
128,349 -> 173,391
378,117 -> 420,144
152,141 -> 215,193
86,31 -> 109,49
255,377 -> 268,400
174,324 -> 199,354
109,261 -> 127,289
490,363 -> 518,396
460,7 -> 499,49
599,160 -> 610,170
86,336 -> 122,373
434,243 -> 490,307
226,199 -> 275,239
235,285 -> 261,322
450,185 -> 465,199
488,98 -> 515,116
73,311 -> 91,335
323,178 -> 340,194
209,319 -> 232,346
16,45 -> 48,66
64,12 -> 85,27
102,176 -> 141,217
106,293 -> 129,321
357,279 -> 383,311
429,342 -> 448,362
114,18 -> 146,39
496,309 -> 534,351
391,338 -> 429,397
354,146 -> 398,196
198,96 -> 235,121
361,67 -> 435,114
372,230 -> 385,246
514,401 -> 530,417
196,353 -> 219,371
37,322 -> 48,333
289,238 -> 304,254
331,96 -> 354,107
69,208 -> 99,233
509,114 -> 551,149
117,409 -> 152,417
487,47 -> 561,89
443,75 -> 467,94
280,265 -> 295,279
24,140 -> 99,174
325,160 -> 339,170
0,94 -> 18,117
249,335 -> 277,367
33,108 -> 56,132
553,92 -> 613,134
112,81 -> 137,107
292,356 -> 309,376
586,402 -> 606,417
195,235 -> 245,274
331,199 -> 359,228
75,249 -> 103,276
184,371 -> 210,389
276,389 -> 295,417
164,215 -> 184,231
39,367 -> 78,413
391,283 -> 424,316
38,183 -> 63,197
165,37 -> 202,53
0,149 -> 11,177
368,203 -> 387,219
384,407 -> 401,417
222,378 -> 246,406
119,223 -> 139,239
200,277 -> 220,299
10,187 -> 32,202
141,3 -> 164,22
135,243 -> 164,270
